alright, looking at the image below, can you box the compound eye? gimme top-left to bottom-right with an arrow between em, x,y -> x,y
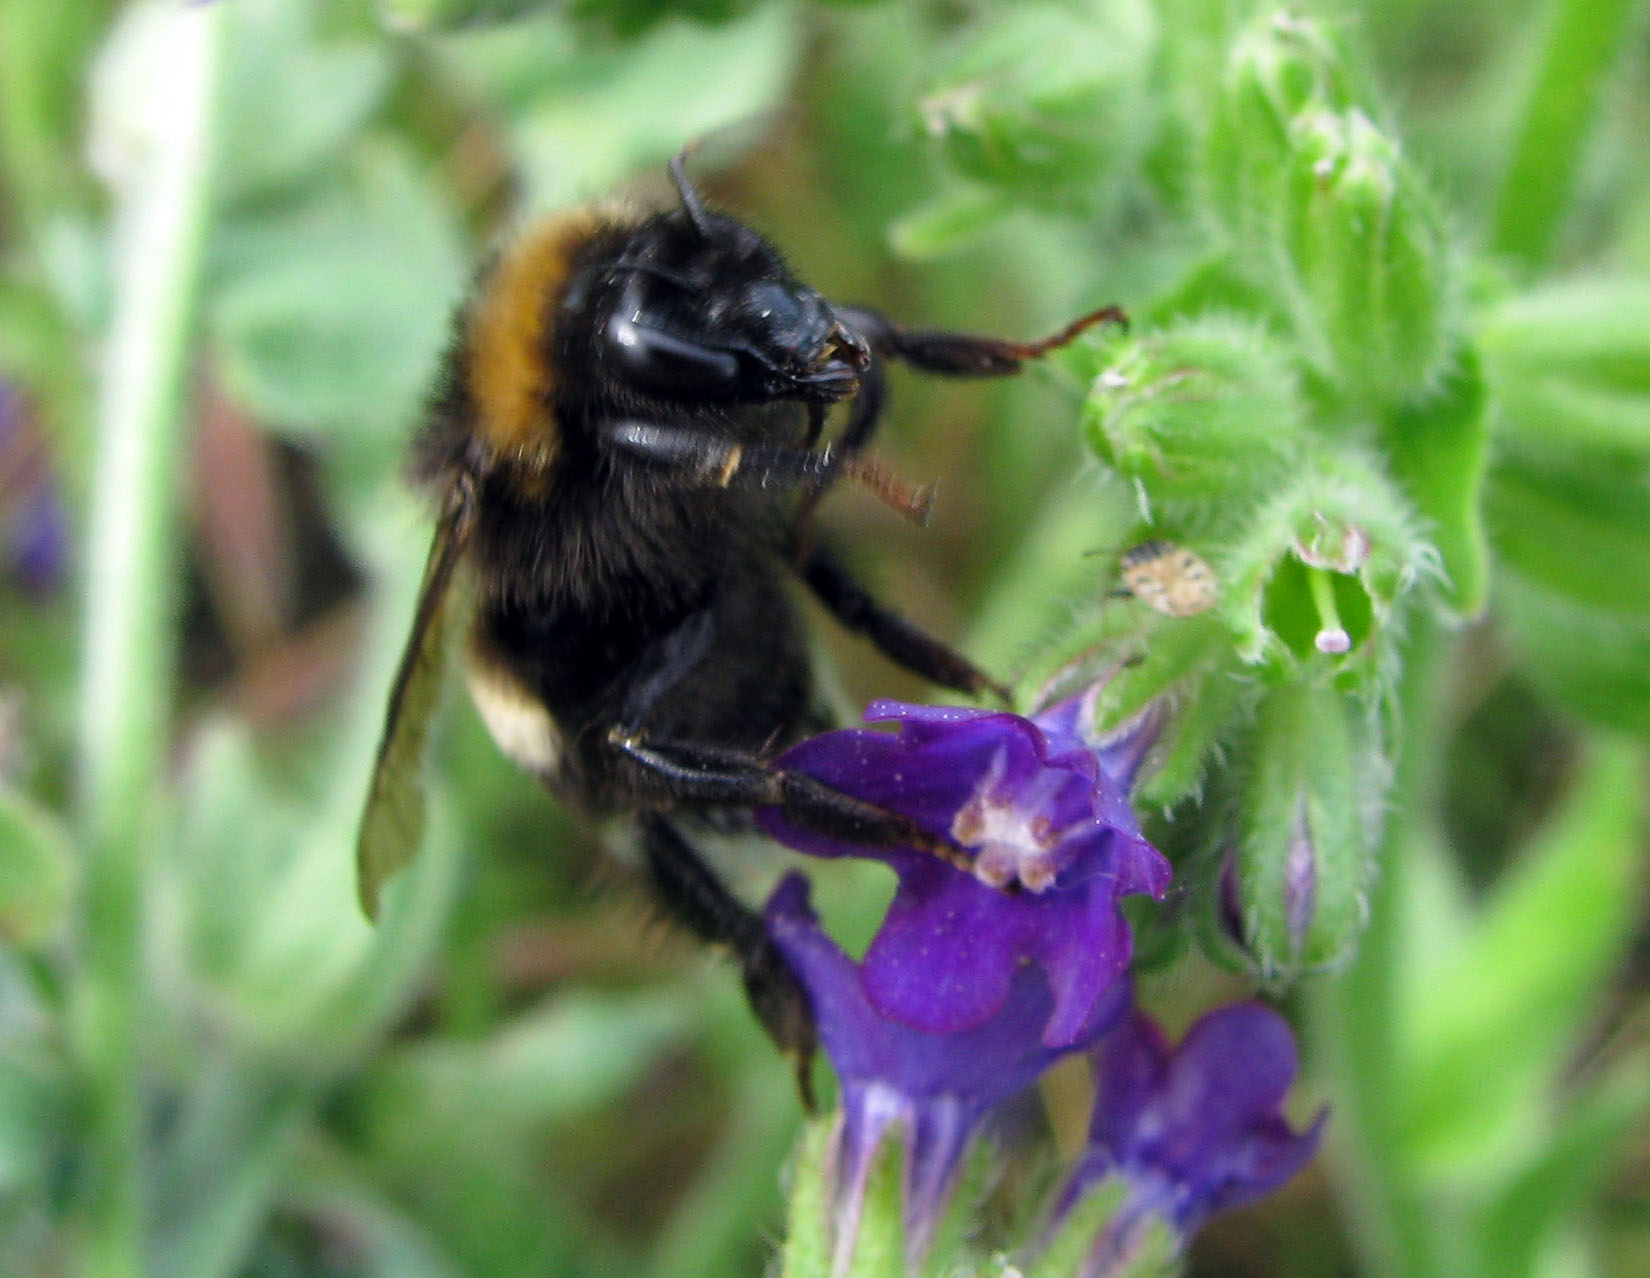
603,312 -> 740,398
747,281 -> 807,333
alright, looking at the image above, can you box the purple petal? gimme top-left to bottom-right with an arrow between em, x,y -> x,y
1062,1001 -> 1325,1244
8,490 -> 68,593
1033,686 -> 1164,789
1087,1008 -> 1171,1158
1148,1003 -> 1302,1158
860,836 -> 1142,1046
864,698 -> 1002,732
858,858 -> 1023,1036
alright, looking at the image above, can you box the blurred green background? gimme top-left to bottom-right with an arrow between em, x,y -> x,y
2,0 -> 1649,1274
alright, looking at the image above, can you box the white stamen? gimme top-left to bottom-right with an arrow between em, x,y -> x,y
1315,627 -> 1352,655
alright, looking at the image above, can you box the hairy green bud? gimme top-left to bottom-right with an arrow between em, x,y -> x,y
1222,448 -> 1436,679
916,0 -> 1155,213
1278,107 -> 1454,405
1222,679 -> 1383,982
1205,13 -> 1456,407
1205,10 -> 1354,248
1080,315 -> 1307,508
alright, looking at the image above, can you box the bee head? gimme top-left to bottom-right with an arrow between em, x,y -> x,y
584,190 -> 868,408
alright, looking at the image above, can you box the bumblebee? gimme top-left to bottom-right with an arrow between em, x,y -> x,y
1115,539 -> 1218,617
358,154 -> 1122,1093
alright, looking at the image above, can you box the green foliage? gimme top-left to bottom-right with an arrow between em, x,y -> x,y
0,789 -> 76,947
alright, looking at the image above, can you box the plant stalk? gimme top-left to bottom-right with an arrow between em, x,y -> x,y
73,5 -> 225,1274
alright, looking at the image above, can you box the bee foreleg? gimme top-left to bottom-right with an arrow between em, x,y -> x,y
834,302 -> 1127,378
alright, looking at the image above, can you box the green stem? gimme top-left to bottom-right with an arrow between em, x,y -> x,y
1314,617 -> 1449,1278
1306,566 -> 1349,653
1488,0 -> 1642,267
73,6 -> 225,1274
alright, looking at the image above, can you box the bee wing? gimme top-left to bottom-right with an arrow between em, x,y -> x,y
357,475 -> 478,920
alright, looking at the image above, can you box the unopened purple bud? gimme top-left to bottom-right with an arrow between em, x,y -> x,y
1227,682 -> 1379,981
1284,800 -> 1318,953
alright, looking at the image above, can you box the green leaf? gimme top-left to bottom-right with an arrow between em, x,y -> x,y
1203,9 -> 1356,252
569,0 -> 764,39
1275,107 -> 1456,406
1483,279 -> 1650,458
1029,1175 -> 1128,1278
443,3 -> 799,206
844,1130 -> 903,1278
1485,455 -> 1650,618
365,990 -> 692,1133
0,788 -> 75,947
887,185 -> 1014,260
1398,740 -> 1647,1175
645,1064 -> 797,1278
1220,445 -> 1435,679
780,1119 -> 834,1278
207,143 -> 465,438
1476,1056 -> 1650,1276
377,0 -> 550,32
1489,0 -> 1641,267
1079,313 -> 1306,509
1090,615 -> 1232,731
1498,573 -> 1650,739
0,1051 -> 67,1195
354,993 -> 692,1276
1384,346 -> 1490,616
1136,659 -> 1251,810
215,0 -> 394,207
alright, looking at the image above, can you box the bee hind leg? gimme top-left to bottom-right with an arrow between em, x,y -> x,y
637,812 -> 818,1109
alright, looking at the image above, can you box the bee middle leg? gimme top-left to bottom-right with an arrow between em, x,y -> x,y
795,544 -> 1011,704
608,731 -> 978,878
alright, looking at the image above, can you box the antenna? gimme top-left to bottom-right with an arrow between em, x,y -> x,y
669,147 -> 713,238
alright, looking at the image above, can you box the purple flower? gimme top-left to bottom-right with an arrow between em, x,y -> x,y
1054,1002 -> 1326,1275
0,384 -> 68,594
758,688 -> 1170,1048
766,873 -> 1130,1274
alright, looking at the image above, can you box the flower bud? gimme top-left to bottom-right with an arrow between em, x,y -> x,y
1222,448 -> 1436,679
1203,14 -> 1456,408
1204,11 -> 1354,247
1277,107 -> 1454,405
1080,315 -> 1307,509
916,0 -> 1156,214
1223,680 -> 1383,981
